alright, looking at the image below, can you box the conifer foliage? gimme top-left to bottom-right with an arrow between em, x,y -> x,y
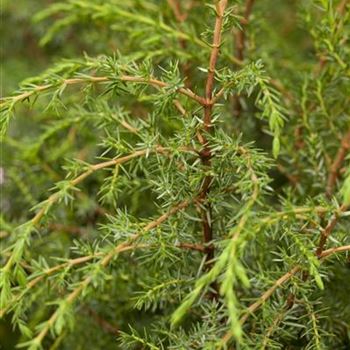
1,0 -> 350,349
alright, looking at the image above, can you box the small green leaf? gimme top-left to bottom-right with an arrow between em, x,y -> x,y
341,174 -> 350,205
314,273 -> 324,290
273,136 -> 280,158
0,271 -> 12,309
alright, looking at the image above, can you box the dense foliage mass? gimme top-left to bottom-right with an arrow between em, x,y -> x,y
1,0 -> 350,349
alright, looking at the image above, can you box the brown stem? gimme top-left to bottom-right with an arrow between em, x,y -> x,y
48,223 -> 88,236
29,200 -> 190,346
199,0 -> 228,266
205,0 -> 227,107
220,242 -> 350,348
337,0 -> 349,14
276,163 -> 299,187
3,146 -> 198,274
167,0 -> 187,22
326,129 -> 350,197
320,244 -> 350,258
316,203 -> 348,257
177,242 -> 206,252
0,237 -> 205,318
2,75 -> 205,106
85,307 -> 119,335
240,266 -> 301,326
31,148 -> 167,227
219,266 -> 301,347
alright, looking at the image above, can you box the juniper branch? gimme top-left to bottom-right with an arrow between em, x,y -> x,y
220,243 -> 350,347
27,200 -> 190,348
1,147 -> 169,276
197,0 -> 228,292
1,75 -> 205,108
316,203 -> 349,257
326,129 -> 350,197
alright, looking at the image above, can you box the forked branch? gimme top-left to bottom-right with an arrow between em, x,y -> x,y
326,129 -> 350,197
316,203 -> 348,257
27,200 -> 190,347
1,75 -> 205,107
220,243 -> 350,347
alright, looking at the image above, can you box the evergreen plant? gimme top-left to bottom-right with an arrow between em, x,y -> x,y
1,0 -> 350,349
